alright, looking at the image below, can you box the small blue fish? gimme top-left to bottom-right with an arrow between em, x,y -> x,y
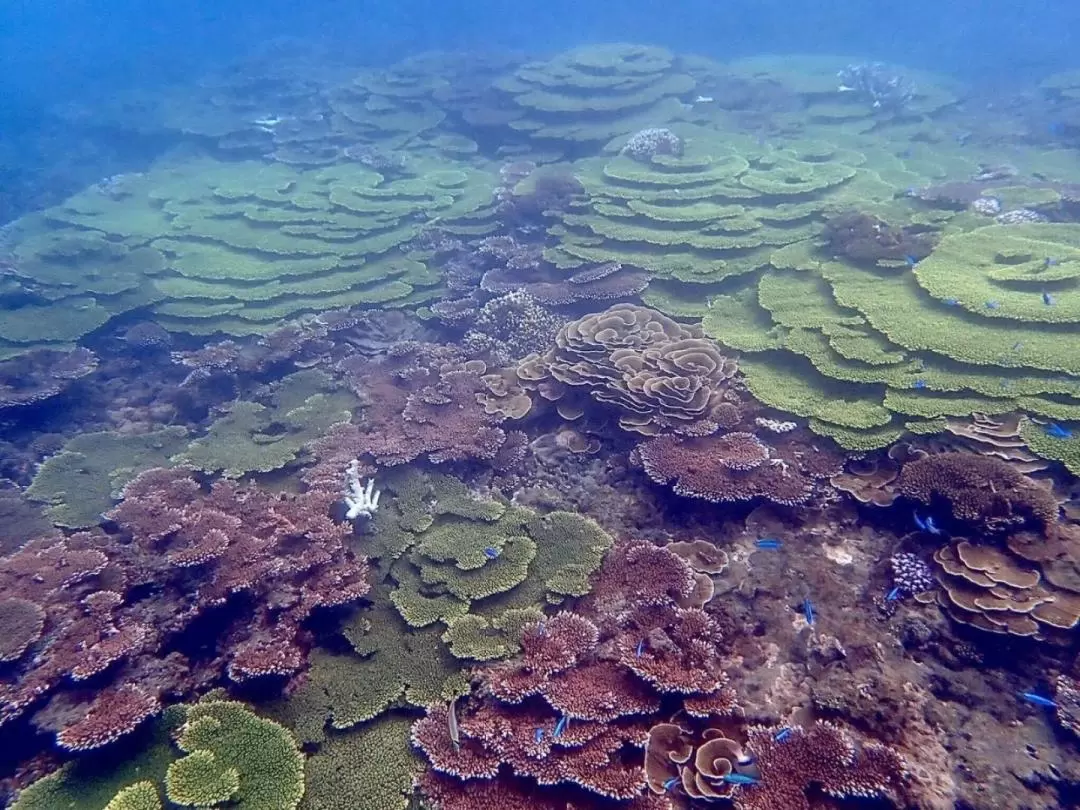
636,639 -> 646,658
774,727 -> 792,742
925,515 -> 943,536
483,547 -> 500,559
913,512 -> 928,532
722,774 -> 760,786
1045,423 -> 1073,439
1042,291 -> 1054,306
905,255 -> 918,267
943,297 -> 959,307
802,598 -> 815,627
1019,692 -> 1057,709
1045,257 -> 1059,267
536,620 -> 546,636
534,728 -> 545,744
662,776 -> 680,791
887,586 -> 902,601
755,538 -> 782,550
985,300 -> 1000,310
553,715 -> 568,738
912,379 -> 927,389
1012,341 -> 1023,351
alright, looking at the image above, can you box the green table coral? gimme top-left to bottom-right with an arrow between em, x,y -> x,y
6,153 -> 494,349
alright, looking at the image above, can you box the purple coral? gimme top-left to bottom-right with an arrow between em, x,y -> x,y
890,552 -> 934,595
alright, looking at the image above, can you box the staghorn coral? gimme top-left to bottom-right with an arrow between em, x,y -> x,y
518,304 -> 739,437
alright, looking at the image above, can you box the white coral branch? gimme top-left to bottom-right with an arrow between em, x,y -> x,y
343,459 -> 380,519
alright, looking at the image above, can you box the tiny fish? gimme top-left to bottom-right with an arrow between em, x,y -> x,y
904,255 -> 918,267
1012,341 -> 1023,351
722,774 -> 760,786
553,715 -> 568,739
1019,692 -> 1057,709
943,297 -> 959,306
694,95 -> 714,103
913,511 -> 928,532
985,300 -> 1000,310
802,598 -> 815,627
774,727 -> 793,742
925,515 -> 943,536
1043,291 -> 1054,306
636,639 -> 646,658
662,776 -> 680,791
886,586 -> 902,601
534,728 -> 545,744
483,547 -> 500,559
1045,423 -> 1073,439
536,620 -> 546,636
912,379 -> 927,389
755,538 -> 782,550
1045,257 -> 1059,267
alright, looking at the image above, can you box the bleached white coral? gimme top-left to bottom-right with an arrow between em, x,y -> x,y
755,417 -> 797,434
343,459 -> 380,519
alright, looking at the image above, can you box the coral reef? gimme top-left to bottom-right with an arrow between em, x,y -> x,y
1,467 -> 368,749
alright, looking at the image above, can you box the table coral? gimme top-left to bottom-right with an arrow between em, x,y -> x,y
414,539 -> 737,805
899,452 -> 1059,532
1,465 -> 368,749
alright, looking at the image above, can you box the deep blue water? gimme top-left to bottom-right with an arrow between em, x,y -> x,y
3,0 -> 1080,111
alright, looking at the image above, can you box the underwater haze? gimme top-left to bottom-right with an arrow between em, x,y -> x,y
4,0 -> 1080,809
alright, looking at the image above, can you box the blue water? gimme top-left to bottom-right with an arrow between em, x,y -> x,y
3,0 -> 1079,108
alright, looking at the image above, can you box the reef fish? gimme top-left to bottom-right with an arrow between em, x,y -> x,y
773,727 -> 792,742
886,586 -> 902,601
662,776 -> 680,791
1043,291 -> 1055,306
553,715 -> 569,738
905,255 -> 918,267
448,697 -> 460,751
985,300 -> 1001,310
914,512 -> 943,536
636,639 -> 646,658
534,728 -> 545,743
802,598 -> 815,627
912,379 -> 927,389
755,538 -> 782,550
722,774 -> 760,786
1045,423 -> 1073,439
483,547 -> 500,559
1019,692 -> 1057,709
943,297 -> 959,306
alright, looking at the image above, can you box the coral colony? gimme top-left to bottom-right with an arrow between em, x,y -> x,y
2,40 -> 1080,810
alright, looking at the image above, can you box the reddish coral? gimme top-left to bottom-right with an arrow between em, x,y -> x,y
735,723 -> 908,810
415,539 -> 734,805
637,434 -> 815,506
323,342 -> 517,469
54,686 -> 160,752
0,467 -> 369,749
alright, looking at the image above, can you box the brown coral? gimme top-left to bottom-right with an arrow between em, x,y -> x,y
518,304 -> 738,437
899,452 -> 1058,533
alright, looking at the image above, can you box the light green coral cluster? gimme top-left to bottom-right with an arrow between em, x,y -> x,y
493,43 -> 695,144
543,122 -> 975,317
12,701 -> 302,810
4,154 -> 492,350
176,369 -> 357,478
276,468 -> 613,738
701,223 -> 1080,460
